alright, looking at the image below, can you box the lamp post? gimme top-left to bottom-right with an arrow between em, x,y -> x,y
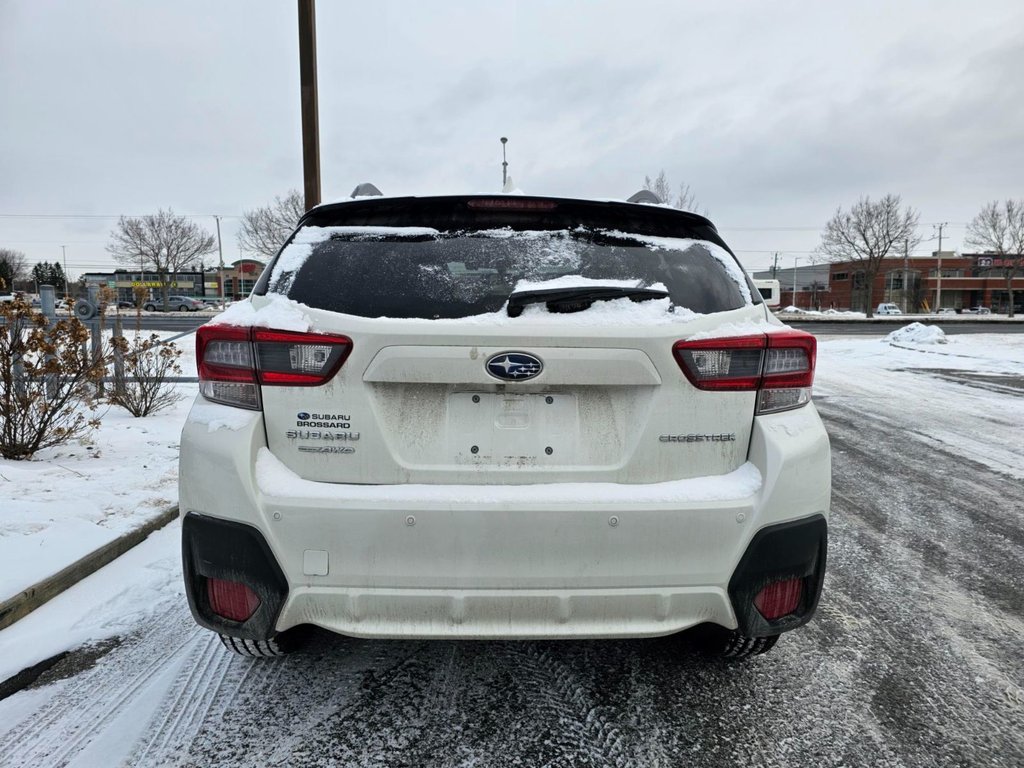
500,137 -> 508,189
214,215 -> 225,308
934,223 -> 946,311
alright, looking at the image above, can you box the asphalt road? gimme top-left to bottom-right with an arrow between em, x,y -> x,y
2,386 -> 1022,767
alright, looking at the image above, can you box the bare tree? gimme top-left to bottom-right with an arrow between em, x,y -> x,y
643,171 -> 707,215
237,189 -> 305,260
106,210 -> 216,310
965,200 -> 1024,318
817,195 -> 920,318
0,248 -> 28,293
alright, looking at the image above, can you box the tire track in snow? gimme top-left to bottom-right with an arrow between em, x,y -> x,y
0,607 -> 201,767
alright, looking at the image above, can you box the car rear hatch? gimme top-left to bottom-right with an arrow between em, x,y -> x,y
199,195 -> 813,486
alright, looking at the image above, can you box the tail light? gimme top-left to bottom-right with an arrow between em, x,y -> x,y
206,577 -> 261,622
754,577 -> 804,620
673,330 -> 816,414
197,325 -> 352,410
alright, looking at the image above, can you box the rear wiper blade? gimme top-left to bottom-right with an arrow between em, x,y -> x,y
506,286 -> 669,317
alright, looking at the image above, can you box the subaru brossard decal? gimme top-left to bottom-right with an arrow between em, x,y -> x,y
486,352 -> 543,381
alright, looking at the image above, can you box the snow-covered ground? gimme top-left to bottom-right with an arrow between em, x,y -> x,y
815,331 -> 1024,480
2,326 -> 1022,670
0,326 -> 1022,766
0,325 -> 1019,655
0,330 -> 197,606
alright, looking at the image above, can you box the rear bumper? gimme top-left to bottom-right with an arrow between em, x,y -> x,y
179,400 -> 830,640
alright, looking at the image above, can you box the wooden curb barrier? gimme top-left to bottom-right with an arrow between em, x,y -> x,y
0,505 -> 179,632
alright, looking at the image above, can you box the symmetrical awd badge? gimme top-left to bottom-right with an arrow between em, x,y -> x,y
486,352 -> 544,381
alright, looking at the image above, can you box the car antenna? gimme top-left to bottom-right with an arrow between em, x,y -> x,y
350,183 -> 383,198
627,190 -> 661,204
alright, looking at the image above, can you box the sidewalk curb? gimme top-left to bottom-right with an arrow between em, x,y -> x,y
0,506 -> 179,632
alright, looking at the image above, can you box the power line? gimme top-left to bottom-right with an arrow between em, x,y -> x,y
0,213 -> 241,219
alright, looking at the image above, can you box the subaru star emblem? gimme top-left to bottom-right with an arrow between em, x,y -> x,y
486,352 -> 543,381
297,412 -> 311,420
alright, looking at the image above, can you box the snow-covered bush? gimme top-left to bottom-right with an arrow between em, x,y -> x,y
108,333 -> 183,417
0,297 -> 105,459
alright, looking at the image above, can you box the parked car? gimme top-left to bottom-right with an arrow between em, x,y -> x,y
935,308 -> 957,315
143,295 -> 204,312
875,303 -> 902,315
198,297 -> 230,309
180,190 -> 831,661
962,306 -> 992,315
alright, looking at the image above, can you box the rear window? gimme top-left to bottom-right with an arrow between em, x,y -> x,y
263,227 -> 749,320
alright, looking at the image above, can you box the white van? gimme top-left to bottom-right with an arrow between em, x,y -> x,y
875,303 -> 902,315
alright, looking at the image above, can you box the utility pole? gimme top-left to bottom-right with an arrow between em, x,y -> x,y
903,239 -> 910,313
214,215 -> 225,308
500,137 -> 508,189
61,245 -> 69,297
792,255 -> 799,308
298,0 -> 321,212
771,252 -> 779,279
934,222 -> 947,311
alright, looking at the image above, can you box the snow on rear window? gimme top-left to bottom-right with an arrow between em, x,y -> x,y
263,226 -> 748,320
269,226 -> 441,295
604,231 -> 752,304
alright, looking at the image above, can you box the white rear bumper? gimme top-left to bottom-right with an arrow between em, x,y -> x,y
179,400 -> 830,639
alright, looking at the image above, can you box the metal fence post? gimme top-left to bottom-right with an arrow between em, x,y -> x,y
87,286 -> 104,397
113,315 -> 125,398
40,284 -> 57,397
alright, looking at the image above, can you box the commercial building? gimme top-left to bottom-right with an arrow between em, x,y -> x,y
80,259 -> 266,304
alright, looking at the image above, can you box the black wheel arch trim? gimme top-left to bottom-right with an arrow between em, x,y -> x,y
181,512 -> 289,641
728,514 -> 828,637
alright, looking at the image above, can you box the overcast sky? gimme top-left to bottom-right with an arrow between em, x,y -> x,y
2,0 -> 1023,278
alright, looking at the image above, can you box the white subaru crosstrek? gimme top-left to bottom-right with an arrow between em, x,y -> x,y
179,190 -> 830,660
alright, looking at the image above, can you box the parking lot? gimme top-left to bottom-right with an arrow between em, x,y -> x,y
0,334 -> 1021,767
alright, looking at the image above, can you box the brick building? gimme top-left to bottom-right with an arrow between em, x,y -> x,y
827,252 -> 1024,313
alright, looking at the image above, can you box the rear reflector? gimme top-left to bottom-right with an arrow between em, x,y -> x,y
197,324 -> 353,409
673,331 -> 816,413
754,578 -> 803,620
206,577 -> 261,622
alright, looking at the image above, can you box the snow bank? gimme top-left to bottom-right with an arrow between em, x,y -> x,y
255,448 -> 763,505
885,322 -> 947,345
0,385 -> 197,602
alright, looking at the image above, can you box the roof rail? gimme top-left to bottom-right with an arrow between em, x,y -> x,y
627,190 -> 662,204
350,182 -> 383,198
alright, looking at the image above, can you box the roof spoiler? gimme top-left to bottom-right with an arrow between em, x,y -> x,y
627,190 -> 662,204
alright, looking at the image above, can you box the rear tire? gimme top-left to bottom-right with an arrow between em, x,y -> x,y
217,633 -> 291,658
700,627 -> 779,660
